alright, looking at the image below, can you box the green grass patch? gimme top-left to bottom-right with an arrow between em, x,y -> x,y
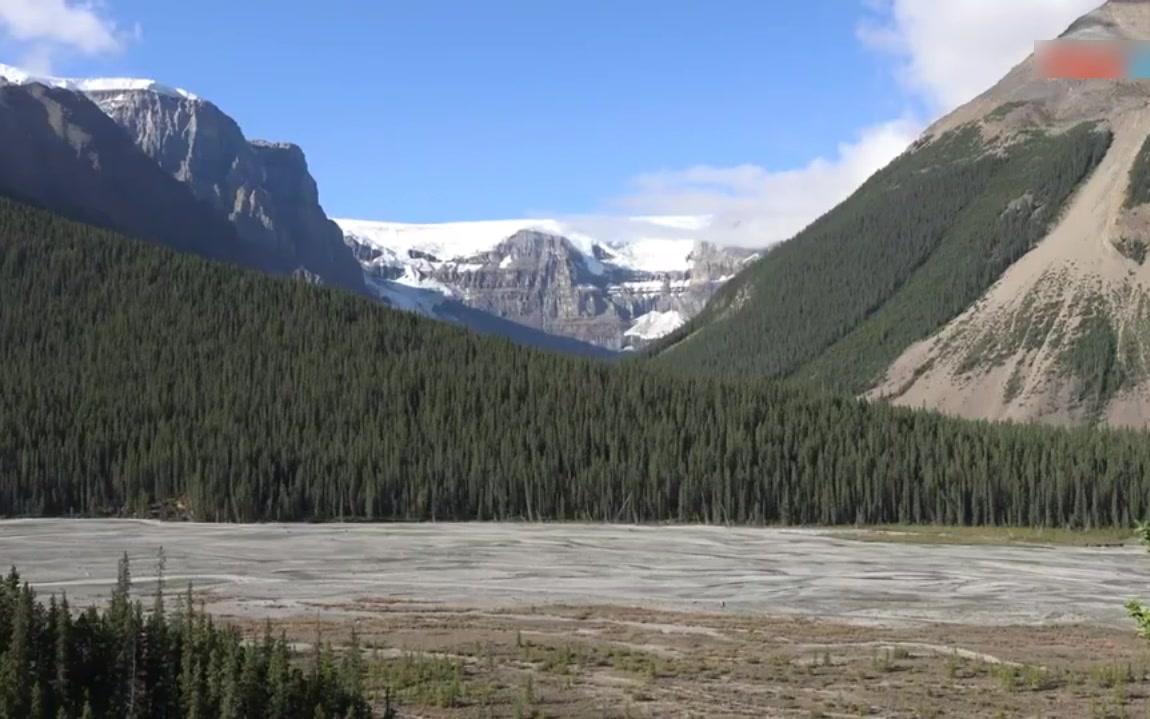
1124,134 -> 1150,209
1114,236 -> 1148,265
986,101 -> 1028,122
831,524 -> 1135,546
370,652 -> 470,708
1059,297 -> 1129,420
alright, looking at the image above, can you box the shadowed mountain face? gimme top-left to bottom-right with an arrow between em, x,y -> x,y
87,88 -> 365,293
0,82 -> 246,264
0,75 -> 369,292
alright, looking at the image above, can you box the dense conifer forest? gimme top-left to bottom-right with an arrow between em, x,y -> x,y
653,121 -> 1113,393
0,557 -> 371,718
2,195 -> 1150,528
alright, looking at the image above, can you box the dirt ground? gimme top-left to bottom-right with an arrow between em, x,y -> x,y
247,601 -> 1150,718
4,519 -> 1147,627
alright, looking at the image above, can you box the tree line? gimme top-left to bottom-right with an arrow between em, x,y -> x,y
0,555 -> 372,718
1,195 -> 1150,528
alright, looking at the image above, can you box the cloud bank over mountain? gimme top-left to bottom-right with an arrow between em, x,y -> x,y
617,0 -> 1101,248
618,117 -> 920,248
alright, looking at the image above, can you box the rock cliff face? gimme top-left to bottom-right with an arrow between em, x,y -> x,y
85,88 -> 364,292
0,64 -> 364,293
341,219 -> 756,350
0,81 -> 245,264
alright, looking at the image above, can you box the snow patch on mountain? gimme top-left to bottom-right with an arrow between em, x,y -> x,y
365,274 -> 449,315
338,218 -> 557,264
625,310 -> 686,341
0,64 -> 198,100
335,215 -> 715,275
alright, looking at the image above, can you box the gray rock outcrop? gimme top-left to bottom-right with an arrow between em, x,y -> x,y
0,82 -> 245,263
87,89 -> 364,292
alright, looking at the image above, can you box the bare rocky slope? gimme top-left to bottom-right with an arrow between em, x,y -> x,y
659,0 -> 1150,428
0,65 -> 365,292
86,86 -> 366,293
0,81 -> 249,266
872,0 -> 1150,427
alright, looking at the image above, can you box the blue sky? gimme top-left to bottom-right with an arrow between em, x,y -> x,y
0,0 -> 1103,237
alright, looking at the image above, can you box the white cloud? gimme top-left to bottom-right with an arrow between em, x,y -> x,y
0,0 -> 126,72
859,0 -> 1101,112
613,1 -> 1104,247
618,118 -> 922,247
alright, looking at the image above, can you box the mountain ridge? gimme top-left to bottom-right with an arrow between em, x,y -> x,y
339,215 -> 758,350
85,82 -> 367,293
0,63 -> 752,352
0,64 -> 367,293
0,81 -> 250,266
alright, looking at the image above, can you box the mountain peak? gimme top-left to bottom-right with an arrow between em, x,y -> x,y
0,63 -> 198,101
1064,0 -> 1150,39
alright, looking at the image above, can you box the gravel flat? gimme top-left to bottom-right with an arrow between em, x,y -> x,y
1,519 -> 1146,627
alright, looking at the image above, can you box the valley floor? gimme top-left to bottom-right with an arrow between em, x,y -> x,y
3,520 -> 1149,716
3,519 -> 1144,627
282,603 -> 1150,718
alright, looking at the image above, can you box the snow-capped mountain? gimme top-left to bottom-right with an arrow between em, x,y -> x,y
0,62 -> 758,353
338,216 -> 758,350
0,63 -> 198,99
0,64 -> 365,293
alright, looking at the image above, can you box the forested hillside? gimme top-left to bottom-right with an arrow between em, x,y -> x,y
3,196 -> 1150,528
652,122 -> 1112,393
